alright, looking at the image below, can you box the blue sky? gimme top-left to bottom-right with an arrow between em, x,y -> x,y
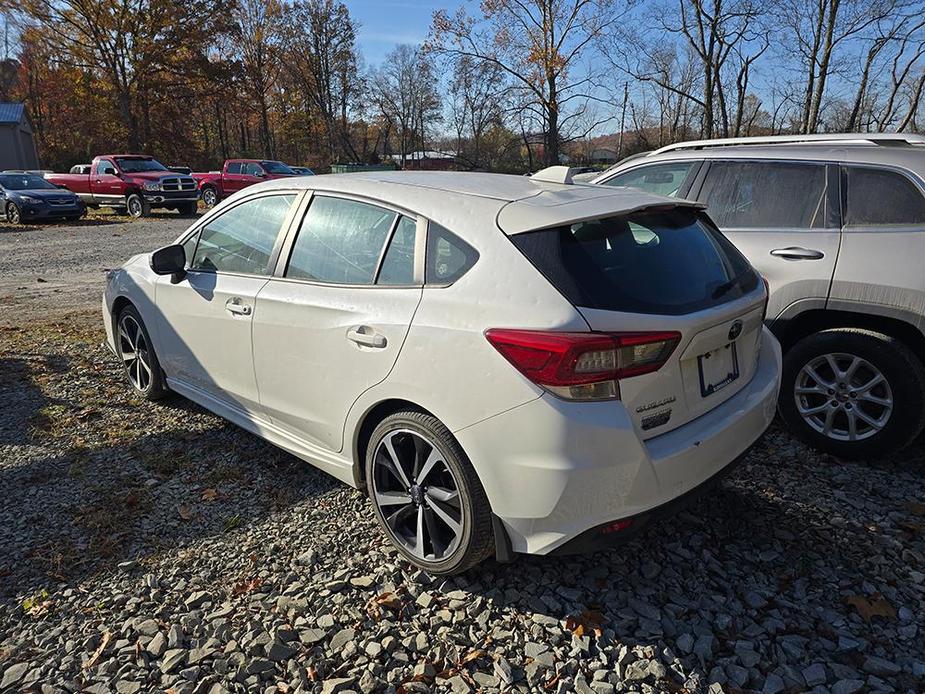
348,0 -> 449,65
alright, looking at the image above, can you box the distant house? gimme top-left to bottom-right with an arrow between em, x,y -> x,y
0,103 -> 40,171
589,147 -> 619,165
387,150 -> 458,171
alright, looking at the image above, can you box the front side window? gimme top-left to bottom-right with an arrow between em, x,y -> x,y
698,161 -> 827,230
226,162 -> 243,174
511,208 -> 757,315
286,196 -> 398,284
602,161 -> 696,197
243,162 -> 264,176
845,166 -> 925,226
96,159 -> 117,176
191,194 -> 295,275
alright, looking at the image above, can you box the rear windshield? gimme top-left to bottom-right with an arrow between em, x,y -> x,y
511,208 -> 758,315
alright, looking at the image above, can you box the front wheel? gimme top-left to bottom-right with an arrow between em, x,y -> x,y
125,193 -> 150,218
779,328 -> 925,459
200,186 -> 218,208
115,305 -> 168,400
6,202 -> 21,224
365,411 -> 494,575
177,201 -> 198,217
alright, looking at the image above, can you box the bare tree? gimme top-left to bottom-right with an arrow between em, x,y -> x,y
430,0 -> 625,166
447,55 -> 509,169
371,44 -> 441,167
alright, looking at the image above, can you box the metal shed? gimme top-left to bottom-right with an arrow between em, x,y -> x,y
0,103 -> 40,170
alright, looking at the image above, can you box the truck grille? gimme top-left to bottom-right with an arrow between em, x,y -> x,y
162,177 -> 197,192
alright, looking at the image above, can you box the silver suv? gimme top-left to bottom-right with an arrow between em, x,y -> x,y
592,134 -> 925,459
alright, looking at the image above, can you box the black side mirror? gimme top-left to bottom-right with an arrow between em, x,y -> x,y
150,244 -> 186,277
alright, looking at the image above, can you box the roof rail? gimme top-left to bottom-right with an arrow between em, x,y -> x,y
650,133 -> 925,156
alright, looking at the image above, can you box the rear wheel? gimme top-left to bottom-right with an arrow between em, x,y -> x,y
779,328 -> 925,459
115,306 -> 168,400
5,202 -> 21,224
365,411 -> 494,575
126,193 -> 150,218
200,186 -> 218,208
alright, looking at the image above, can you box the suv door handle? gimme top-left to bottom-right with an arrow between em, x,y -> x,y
770,247 -> 825,260
225,298 -> 252,315
347,326 -> 387,349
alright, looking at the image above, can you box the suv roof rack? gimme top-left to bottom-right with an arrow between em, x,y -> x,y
650,133 -> 925,156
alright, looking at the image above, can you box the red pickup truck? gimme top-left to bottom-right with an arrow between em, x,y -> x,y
45,154 -> 199,218
192,159 -> 296,207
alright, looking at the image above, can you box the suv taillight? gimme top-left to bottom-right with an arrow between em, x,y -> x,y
484,329 -> 681,401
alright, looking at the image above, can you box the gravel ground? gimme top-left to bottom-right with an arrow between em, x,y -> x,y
1,216 -> 924,693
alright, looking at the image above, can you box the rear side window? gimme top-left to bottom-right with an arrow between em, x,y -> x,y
511,209 -> 757,315
286,196 -> 397,284
699,161 -> 827,229
845,167 -> 925,226
602,162 -> 696,197
226,162 -> 242,174
377,216 -> 417,285
191,194 -> 295,275
426,224 -> 478,284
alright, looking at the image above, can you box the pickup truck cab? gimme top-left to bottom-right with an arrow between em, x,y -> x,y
192,159 -> 296,207
46,155 -> 199,218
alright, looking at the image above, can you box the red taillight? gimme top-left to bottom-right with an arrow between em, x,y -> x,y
484,329 -> 681,401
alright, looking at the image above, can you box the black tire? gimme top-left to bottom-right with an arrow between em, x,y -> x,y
65,215 -> 82,222
779,328 -> 925,459
200,186 -> 218,208
115,305 -> 169,400
5,202 -> 21,224
177,201 -> 198,217
125,193 -> 150,218
365,410 -> 494,575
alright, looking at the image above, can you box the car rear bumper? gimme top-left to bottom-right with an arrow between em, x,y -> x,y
454,326 -> 782,556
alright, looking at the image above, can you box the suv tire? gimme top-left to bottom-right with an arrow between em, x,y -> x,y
177,201 -> 198,217
126,193 -> 150,218
365,411 -> 494,574
779,328 -> 925,459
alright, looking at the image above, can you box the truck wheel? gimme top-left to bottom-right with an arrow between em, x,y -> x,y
5,202 -> 21,224
779,328 -> 925,459
200,186 -> 218,208
126,193 -> 150,218
177,201 -> 198,217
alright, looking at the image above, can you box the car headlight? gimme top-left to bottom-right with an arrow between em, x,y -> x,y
20,195 -> 43,204
143,182 -> 162,191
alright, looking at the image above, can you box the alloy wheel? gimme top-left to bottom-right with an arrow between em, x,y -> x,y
371,429 -> 463,562
7,203 -> 20,224
118,314 -> 153,392
203,189 -> 217,207
128,197 -> 142,217
794,352 -> 893,442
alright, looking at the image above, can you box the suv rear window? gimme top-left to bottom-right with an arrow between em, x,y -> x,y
511,208 -> 758,315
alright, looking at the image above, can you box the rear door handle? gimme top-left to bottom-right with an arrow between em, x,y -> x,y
347,326 -> 387,348
770,247 -> 825,260
225,298 -> 252,315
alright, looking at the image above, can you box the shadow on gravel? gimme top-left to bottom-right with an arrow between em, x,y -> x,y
0,419 -> 338,600
0,352 -> 70,445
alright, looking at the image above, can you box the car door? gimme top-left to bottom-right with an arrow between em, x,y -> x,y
252,193 -> 424,452
154,191 -> 300,414
239,162 -> 266,190
829,164 -> 925,317
92,159 -> 123,203
691,159 -> 841,322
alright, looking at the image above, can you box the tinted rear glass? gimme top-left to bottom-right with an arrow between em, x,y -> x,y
845,166 -> 925,226
511,209 -> 757,315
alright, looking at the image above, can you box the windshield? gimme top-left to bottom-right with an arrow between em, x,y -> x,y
261,161 -> 294,174
116,157 -> 168,173
0,174 -> 58,191
511,208 -> 758,315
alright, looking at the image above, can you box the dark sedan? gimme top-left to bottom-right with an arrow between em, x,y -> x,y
1,172 -> 86,224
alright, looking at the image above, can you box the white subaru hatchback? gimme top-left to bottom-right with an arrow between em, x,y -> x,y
103,170 -> 781,574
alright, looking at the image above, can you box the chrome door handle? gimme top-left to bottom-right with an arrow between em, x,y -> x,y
347,327 -> 387,348
770,247 -> 825,260
225,299 -> 252,315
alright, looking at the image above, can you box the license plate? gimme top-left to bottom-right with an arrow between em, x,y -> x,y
697,342 -> 739,397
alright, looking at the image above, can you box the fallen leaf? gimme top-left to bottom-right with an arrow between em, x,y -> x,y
84,631 -> 111,669
844,594 -> 897,622
178,503 -> 193,520
201,488 -> 219,502
367,591 -> 404,620
458,649 -> 486,666
306,666 -> 318,682
231,577 -> 263,595
565,609 -> 604,637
